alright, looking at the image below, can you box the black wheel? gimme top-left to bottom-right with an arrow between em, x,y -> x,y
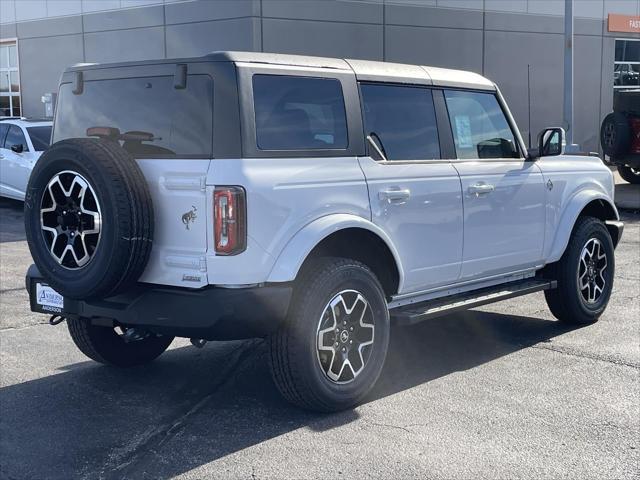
269,257 -> 390,412
67,317 -> 173,367
545,216 -> 615,325
618,165 -> 640,184
600,112 -> 630,158
24,138 -> 153,299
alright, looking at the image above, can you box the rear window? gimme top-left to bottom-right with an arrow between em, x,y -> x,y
53,75 -> 213,157
27,126 -> 52,151
253,75 -> 348,151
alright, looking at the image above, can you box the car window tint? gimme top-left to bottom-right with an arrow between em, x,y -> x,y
53,75 -> 213,157
444,90 -> 519,160
5,125 -> 27,150
253,75 -> 348,150
27,126 -> 52,151
0,124 -> 8,148
360,83 -> 440,161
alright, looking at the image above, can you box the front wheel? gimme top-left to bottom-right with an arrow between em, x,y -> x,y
545,216 -> 615,325
618,165 -> 640,185
67,318 -> 174,367
269,258 -> 390,412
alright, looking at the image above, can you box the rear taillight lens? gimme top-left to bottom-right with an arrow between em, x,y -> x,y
629,117 -> 640,154
213,186 -> 246,255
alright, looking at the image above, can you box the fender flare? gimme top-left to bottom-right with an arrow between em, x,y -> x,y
266,213 -> 405,291
547,190 -> 619,263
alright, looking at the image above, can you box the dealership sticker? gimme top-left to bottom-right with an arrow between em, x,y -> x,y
36,283 -> 64,312
454,115 -> 473,148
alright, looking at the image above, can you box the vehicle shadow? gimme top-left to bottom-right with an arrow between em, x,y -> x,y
0,311 -> 574,479
0,197 -> 26,242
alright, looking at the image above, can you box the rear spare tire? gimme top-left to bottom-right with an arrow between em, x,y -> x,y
24,138 -> 153,299
601,112 -> 630,158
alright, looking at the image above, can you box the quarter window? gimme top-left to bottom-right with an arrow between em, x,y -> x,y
444,90 -> 519,160
360,83 -> 440,161
253,75 -> 348,151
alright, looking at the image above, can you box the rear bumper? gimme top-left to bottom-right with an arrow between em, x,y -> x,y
26,264 -> 292,340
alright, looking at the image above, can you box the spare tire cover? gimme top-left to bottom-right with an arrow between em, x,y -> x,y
24,138 -> 154,300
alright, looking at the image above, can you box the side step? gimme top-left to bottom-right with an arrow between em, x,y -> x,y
390,278 -> 557,326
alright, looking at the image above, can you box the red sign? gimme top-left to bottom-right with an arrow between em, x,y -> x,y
609,13 -> 640,33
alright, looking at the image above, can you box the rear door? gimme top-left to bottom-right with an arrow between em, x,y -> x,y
358,83 -> 463,294
443,89 -> 546,280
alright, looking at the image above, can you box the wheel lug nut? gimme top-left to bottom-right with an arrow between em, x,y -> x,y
349,340 -> 353,344
350,326 -> 354,331
334,342 -> 338,347
342,347 -> 346,353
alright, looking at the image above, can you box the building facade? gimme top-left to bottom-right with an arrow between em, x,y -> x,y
1,0 -> 640,152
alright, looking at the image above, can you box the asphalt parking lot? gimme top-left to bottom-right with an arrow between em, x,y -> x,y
1,188 -> 638,480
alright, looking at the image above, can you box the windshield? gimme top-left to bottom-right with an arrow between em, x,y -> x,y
27,126 -> 52,151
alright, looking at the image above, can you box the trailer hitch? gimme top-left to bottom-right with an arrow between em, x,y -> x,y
49,315 -> 66,326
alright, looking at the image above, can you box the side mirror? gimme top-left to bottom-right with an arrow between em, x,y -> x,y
535,127 -> 565,158
10,144 -> 24,154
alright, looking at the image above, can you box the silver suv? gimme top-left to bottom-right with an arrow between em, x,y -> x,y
24,52 -> 623,411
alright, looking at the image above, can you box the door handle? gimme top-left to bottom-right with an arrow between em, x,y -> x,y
468,183 -> 495,196
379,188 -> 411,203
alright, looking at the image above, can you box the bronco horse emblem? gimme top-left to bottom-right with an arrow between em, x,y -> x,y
181,206 -> 197,230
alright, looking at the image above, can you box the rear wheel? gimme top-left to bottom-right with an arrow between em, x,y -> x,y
618,165 -> 640,184
67,318 -> 173,367
545,217 -> 615,325
269,258 -> 390,412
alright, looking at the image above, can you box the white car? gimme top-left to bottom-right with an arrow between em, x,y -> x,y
0,118 -> 52,200
24,52 -> 623,412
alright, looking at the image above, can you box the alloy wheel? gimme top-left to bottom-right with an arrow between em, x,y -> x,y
40,170 -> 102,269
316,289 -> 375,384
578,238 -> 608,304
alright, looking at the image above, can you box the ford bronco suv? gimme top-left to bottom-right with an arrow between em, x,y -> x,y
24,52 -> 623,412
601,89 -> 640,184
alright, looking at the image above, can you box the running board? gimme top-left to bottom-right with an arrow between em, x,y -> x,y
390,278 -> 556,326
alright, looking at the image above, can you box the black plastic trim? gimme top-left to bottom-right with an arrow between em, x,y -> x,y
26,264 -> 291,341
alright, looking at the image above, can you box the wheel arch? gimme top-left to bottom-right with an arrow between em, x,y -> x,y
267,214 -> 404,297
547,192 -> 620,263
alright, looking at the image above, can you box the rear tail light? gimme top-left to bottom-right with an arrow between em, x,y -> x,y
629,117 -> 640,154
213,186 -> 246,255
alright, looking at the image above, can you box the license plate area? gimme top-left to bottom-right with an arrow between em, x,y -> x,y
30,281 -> 65,314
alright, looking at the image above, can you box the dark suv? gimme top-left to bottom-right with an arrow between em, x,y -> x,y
601,90 -> 640,184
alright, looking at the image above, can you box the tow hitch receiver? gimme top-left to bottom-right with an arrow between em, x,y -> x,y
49,315 -> 65,326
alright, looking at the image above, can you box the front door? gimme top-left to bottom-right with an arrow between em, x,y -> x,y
358,83 -> 463,294
443,89 -> 546,280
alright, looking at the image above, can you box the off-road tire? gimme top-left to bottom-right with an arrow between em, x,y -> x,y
601,112 -> 631,158
269,257 -> 390,412
618,165 -> 640,185
67,317 -> 173,367
545,216 -> 615,325
24,138 -> 153,299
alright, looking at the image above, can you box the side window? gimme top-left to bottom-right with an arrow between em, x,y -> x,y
253,75 -> 348,151
0,124 -> 8,148
444,90 -> 519,160
5,125 -> 27,151
360,83 -> 440,161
